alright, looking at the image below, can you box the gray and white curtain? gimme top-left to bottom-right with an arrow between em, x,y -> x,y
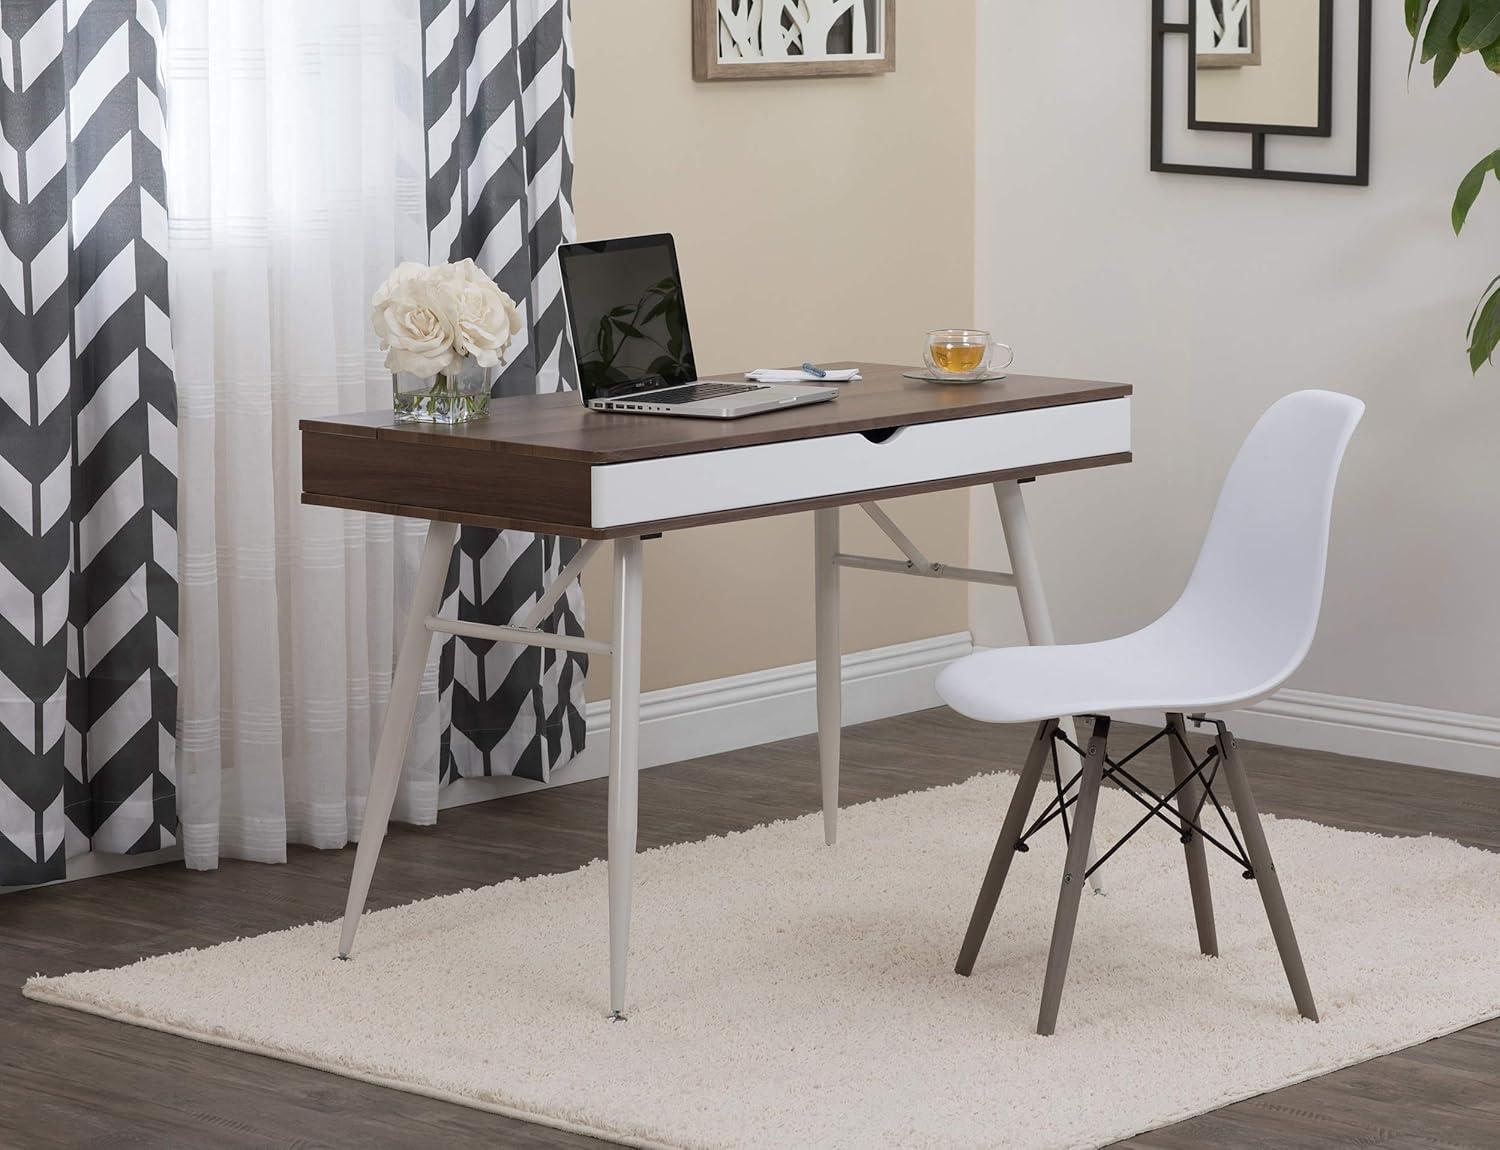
0,0 -> 584,884
422,0 -> 587,783
0,0 -> 177,886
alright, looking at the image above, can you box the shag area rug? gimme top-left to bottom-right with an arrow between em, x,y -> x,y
25,771 -> 1500,1149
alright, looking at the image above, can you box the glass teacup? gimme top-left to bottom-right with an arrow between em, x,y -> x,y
924,329 -> 1014,380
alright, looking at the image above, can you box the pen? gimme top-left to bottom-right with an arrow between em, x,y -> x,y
802,362 -> 828,378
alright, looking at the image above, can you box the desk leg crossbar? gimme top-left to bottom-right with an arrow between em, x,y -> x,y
827,483 -> 1104,892
338,525 -> 647,1019
338,478 -> 1094,1020
333,526 -> 643,1005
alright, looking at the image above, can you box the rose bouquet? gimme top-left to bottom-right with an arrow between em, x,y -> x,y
371,259 -> 522,423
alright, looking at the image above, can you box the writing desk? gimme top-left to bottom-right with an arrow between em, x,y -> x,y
300,362 -> 1132,1018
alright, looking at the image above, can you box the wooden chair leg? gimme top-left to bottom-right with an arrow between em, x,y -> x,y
1167,713 -> 1218,957
955,719 -> 1058,977
1036,715 -> 1110,1036
1215,726 -> 1319,1022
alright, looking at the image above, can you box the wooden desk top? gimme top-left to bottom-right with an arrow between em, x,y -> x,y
298,363 -> 1131,465
300,363 -> 1132,538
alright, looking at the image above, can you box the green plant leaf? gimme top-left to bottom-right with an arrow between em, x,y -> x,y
1409,0 -> 1436,74
1483,38 -> 1500,68
1467,278 -> 1500,372
1459,0 -> 1500,48
1466,274 -> 1500,336
1422,0 -> 1468,64
1453,150 -> 1500,232
1434,41 -> 1462,83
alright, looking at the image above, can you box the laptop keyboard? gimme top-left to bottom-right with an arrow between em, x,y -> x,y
638,382 -> 764,405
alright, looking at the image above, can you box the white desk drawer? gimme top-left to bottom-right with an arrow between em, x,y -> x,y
590,397 -> 1130,528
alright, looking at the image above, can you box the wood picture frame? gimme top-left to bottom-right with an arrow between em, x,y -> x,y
1195,0 -> 1262,69
692,0 -> 896,82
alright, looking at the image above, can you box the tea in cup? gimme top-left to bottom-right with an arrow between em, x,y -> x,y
924,329 -> 1013,380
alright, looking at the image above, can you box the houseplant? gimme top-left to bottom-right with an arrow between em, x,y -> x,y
371,259 -> 522,422
1408,0 -> 1500,371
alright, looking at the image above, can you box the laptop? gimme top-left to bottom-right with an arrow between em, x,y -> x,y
558,233 -> 838,418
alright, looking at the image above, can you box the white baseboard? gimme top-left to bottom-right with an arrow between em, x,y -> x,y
1187,688 -> 1500,779
6,634 -> 970,892
440,631 -> 974,809
22,642 -> 1492,892
965,641 -> 1500,780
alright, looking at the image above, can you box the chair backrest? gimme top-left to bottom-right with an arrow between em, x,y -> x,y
1164,390 -> 1365,698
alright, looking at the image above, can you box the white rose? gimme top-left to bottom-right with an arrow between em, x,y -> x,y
371,265 -> 463,378
434,259 -> 522,370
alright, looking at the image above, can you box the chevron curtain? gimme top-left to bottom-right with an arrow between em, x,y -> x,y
0,0 -> 178,886
0,0 -> 587,882
422,0 -> 587,783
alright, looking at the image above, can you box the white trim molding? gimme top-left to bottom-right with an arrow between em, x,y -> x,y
8,632 -> 972,890
441,631 -> 974,809
1184,688 -> 1500,779
963,641 -> 1500,781
23,641 -> 1495,892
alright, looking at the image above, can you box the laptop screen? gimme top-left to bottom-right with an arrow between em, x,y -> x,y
559,234 -> 699,402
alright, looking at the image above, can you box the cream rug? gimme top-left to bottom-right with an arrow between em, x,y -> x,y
25,771 -> 1500,1150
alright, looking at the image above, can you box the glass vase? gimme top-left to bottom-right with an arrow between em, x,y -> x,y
392,359 -> 491,424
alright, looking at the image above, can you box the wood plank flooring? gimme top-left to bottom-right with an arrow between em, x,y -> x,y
3,709 -> 1498,1149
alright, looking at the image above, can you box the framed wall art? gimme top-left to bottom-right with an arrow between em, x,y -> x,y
693,0 -> 896,81
1197,0 -> 1262,69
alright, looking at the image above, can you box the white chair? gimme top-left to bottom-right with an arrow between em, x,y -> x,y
936,390 -> 1364,1035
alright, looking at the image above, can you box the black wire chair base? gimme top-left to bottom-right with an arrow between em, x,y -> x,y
1013,722 -> 1254,880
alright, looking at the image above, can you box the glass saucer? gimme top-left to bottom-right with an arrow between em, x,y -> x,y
902,370 -> 1008,384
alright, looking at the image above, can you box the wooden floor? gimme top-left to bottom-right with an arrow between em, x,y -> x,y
4,709 -> 1499,1149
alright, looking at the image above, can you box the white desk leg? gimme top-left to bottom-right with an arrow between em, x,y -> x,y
338,518 -> 458,959
814,508 -> 841,846
608,536 -> 645,1019
991,482 -> 1103,894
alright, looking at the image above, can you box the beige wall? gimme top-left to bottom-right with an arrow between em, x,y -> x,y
572,1 -> 977,700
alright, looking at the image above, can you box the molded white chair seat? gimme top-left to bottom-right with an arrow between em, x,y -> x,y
939,389 -> 1365,725
936,389 -> 1365,1037
939,616 -> 1292,725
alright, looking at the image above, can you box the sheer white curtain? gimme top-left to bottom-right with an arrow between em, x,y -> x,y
166,0 -> 441,868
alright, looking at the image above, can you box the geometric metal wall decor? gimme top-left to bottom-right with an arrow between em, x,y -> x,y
1151,0 -> 1372,185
